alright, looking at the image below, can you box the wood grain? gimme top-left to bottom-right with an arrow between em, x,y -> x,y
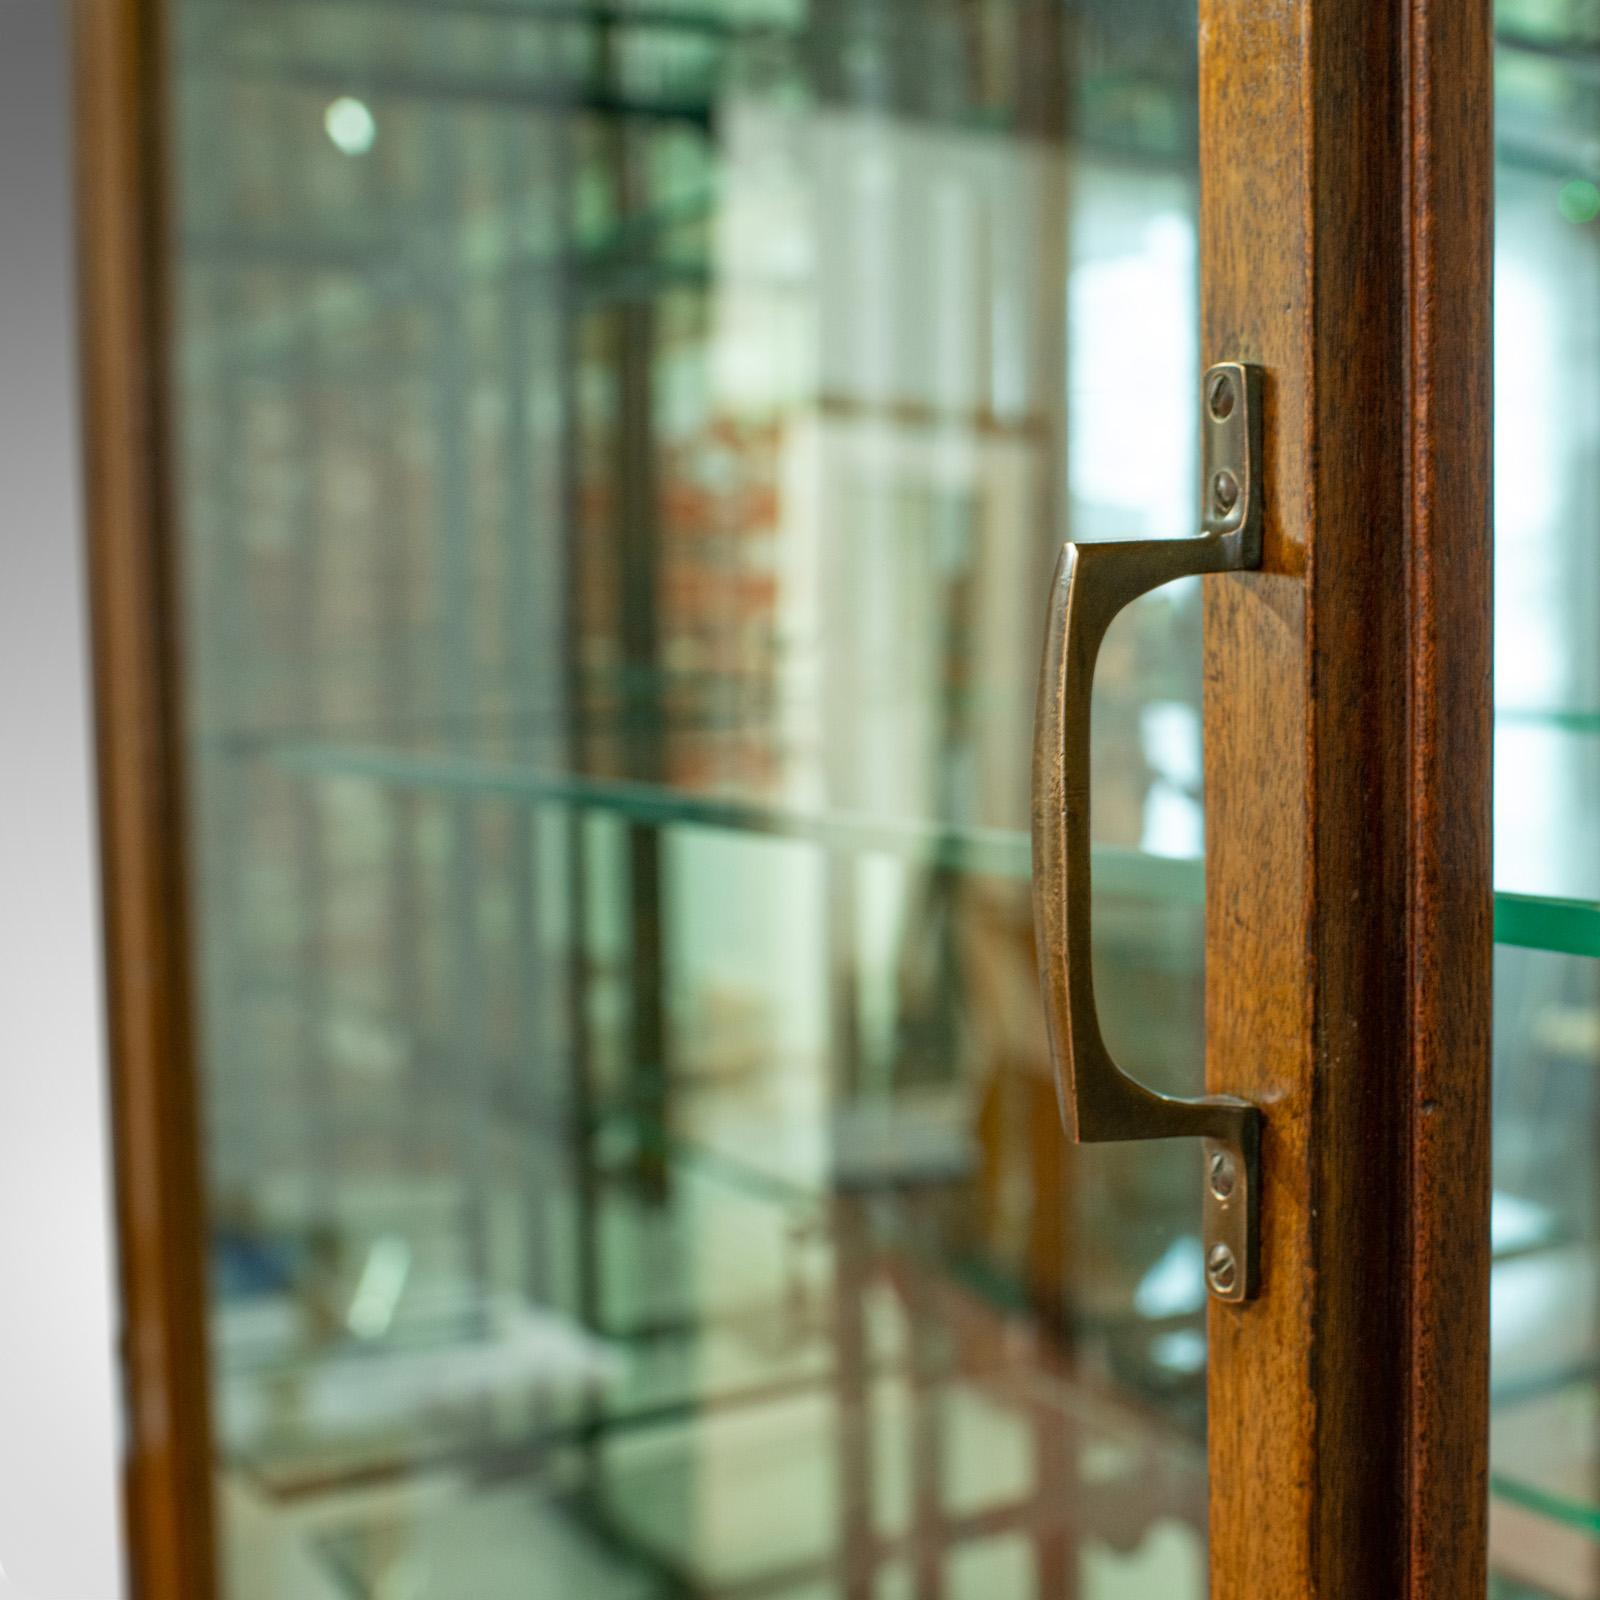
1200,0 -> 1492,1594
74,0 -> 220,1592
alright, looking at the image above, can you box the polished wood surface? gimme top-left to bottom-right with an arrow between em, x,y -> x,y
1200,0 -> 1492,1593
1400,4 -> 1495,1587
74,0 -> 220,1592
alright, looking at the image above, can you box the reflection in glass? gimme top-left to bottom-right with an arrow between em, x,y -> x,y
1491,4 -> 1600,1596
168,2 -> 1212,1595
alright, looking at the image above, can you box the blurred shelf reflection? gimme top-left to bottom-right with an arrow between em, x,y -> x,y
153,0 -> 1600,1589
199,730 -> 1600,958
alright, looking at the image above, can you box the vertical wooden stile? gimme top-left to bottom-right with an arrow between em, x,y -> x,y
1199,0 -> 1492,1593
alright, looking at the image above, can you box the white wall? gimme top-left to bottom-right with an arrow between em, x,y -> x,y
0,0 -> 128,1593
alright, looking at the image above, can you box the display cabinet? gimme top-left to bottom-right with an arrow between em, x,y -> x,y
71,0 -> 1574,1595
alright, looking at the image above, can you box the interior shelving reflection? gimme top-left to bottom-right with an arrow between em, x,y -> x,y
154,0 -> 1600,1592
199,731 -> 1600,959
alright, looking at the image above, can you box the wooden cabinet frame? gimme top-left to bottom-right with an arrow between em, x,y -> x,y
77,0 -> 221,1593
76,0 -> 220,1594
73,0 -> 1491,1594
1201,2 -> 1491,1593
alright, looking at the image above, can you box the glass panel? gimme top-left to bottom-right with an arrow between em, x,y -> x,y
1491,947 -> 1600,1598
1495,5 -> 1600,908
166,2 -> 1211,1595
1491,4 -> 1600,1593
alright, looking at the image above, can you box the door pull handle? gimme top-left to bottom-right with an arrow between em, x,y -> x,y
1030,361 -> 1265,1303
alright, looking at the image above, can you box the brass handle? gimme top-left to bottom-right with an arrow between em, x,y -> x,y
1030,362 -> 1265,1303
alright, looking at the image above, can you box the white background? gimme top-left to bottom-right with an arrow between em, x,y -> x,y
0,0 -> 129,1592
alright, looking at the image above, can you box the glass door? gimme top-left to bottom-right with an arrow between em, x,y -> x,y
1488,4 -> 1600,1594
164,2 -> 1217,1595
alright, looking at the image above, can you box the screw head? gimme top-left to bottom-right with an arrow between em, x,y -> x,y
1206,1242 -> 1238,1295
1207,370 -> 1236,420
1208,1150 -> 1237,1200
1210,468 -> 1240,516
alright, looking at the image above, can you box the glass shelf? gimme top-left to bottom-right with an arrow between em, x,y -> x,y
307,1359 -> 1206,1600
214,734 -> 1600,960
217,1097 -> 1600,1587
214,1086 -> 1210,1503
1495,1456 -> 1600,1543
1496,894 -> 1600,962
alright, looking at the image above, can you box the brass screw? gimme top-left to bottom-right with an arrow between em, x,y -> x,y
1207,370 -> 1236,420
1211,469 -> 1240,516
1207,1242 -> 1238,1296
1208,1150 -> 1236,1200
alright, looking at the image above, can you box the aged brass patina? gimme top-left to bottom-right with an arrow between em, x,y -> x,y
1031,361 -> 1265,1303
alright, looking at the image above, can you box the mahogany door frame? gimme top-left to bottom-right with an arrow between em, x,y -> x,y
1199,1 -> 1492,1594
75,0 -> 219,1593
72,0 -> 1491,1596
